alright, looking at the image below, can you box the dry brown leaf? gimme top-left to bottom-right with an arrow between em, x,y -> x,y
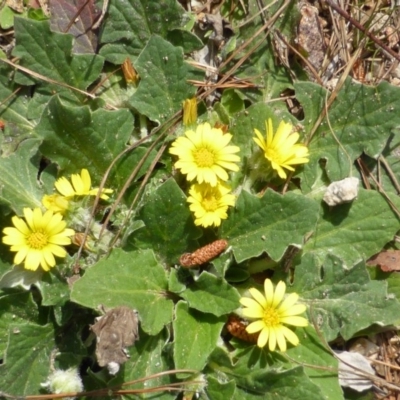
367,250 -> 400,272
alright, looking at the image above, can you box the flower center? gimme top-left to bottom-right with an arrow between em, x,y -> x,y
202,194 -> 218,211
265,148 -> 281,163
193,147 -> 215,168
262,307 -> 281,327
27,231 -> 48,249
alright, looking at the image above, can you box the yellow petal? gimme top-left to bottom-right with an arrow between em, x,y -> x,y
246,320 -> 266,334
268,327 -> 277,351
82,169 -> 92,190
278,294 -> 301,313
281,325 -> 300,346
14,247 -> 28,265
11,216 -> 30,235
249,287 -> 267,308
71,172 -> 85,194
257,327 -> 270,348
264,279 -> 275,306
25,250 -> 41,271
275,326 -> 288,352
272,280 -> 286,307
55,176 -> 75,197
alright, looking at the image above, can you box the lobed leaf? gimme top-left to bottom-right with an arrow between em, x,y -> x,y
180,271 -> 240,316
132,178 -> 201,264
0,323 -> 55,395
99,0 -> 184,63
173,301 -> 225,373
13,18 -> 104,93
70,248 -> 173,335
129,35 -> 199,124
303,189 -> 400,267
208,347 -> 326,399
36,96 -> 151,188
0,139 -> 43,213
0,64 -> 35,156
0,292 -> 39,355
292,253 -> 400,341
222,190 -> 319,263
296,80 -> 400,188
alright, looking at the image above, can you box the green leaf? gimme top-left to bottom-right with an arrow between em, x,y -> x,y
0,6 -> 16,30
0,271 -> 42,294
36,96 -> 150,188
166,29 -> 204,53
168,268 -> 187,294
96,65 -> 137,109
13,18 -> 103,93
0,64 -> 35,156
287,327 -> 341,399
208,346 -> 326,399
292,253 -> 400,341
99,0 -> 185,64
132,178 -> 201,264
180,271 -> 240,316
296,80 -> 400,187
222,190 -> 319,263
221,89 -> 245,116
0,139 -> 43,213
303,189 -> 400,267
0,292 -> 39,355
113,330 -> 175,399
0,323 -> 55,396
40,273 -> 70,307
173,301 -> 225,373
129,35 -> 199,124
368,266 -> 400,302
206,376 -> 236,400
70,248 -> 173,335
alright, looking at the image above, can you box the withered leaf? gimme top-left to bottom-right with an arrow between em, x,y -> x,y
49,0 -> 100,54
297,2 -> 325,81
367,250 -> 400,272
91,306 -> 139,368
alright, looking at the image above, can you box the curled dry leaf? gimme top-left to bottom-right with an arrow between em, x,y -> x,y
297,2 -> 326,81
91,306 -> 139,374
336,351 -> 375,392
122,58 -> 139,86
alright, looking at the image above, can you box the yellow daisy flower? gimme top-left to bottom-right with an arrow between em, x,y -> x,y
187,181 -> 235,228
2,208 -> 75,271
240,279 -> 308,351
42,194 -> 69,213
55,169 -> 113,200
169,123 -> 240,187
253,119 -> 309,179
